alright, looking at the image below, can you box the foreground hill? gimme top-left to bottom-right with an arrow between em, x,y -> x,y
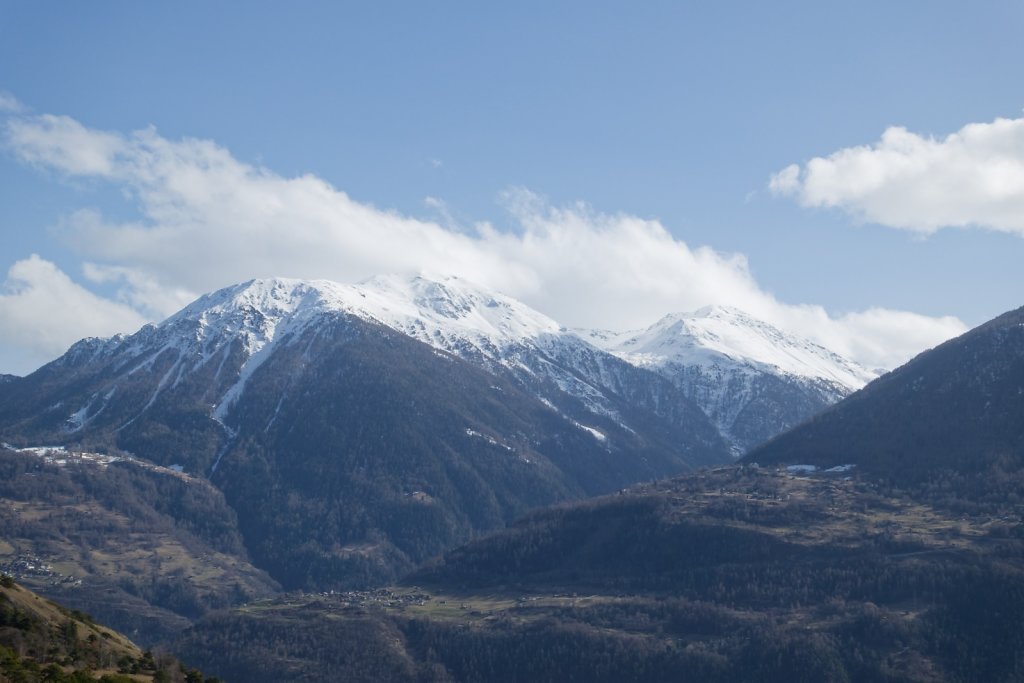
175,465 -> 1024,682
1,574 -> 217,682
746,304 -> 1024,501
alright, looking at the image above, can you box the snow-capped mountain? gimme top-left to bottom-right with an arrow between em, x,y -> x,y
580,305 -> 878,455
0,276 -> 730,589
92,275 -> 724,458
3,276 -> 873,463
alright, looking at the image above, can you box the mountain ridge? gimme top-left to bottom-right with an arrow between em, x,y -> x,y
580,304 -> 876,453
22,275 -> 872,459
745,302 -> 1024,493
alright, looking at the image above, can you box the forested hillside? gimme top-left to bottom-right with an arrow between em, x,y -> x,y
748,305 -> 1024,494
1,575 -> 219,682
0,448 -> 277,645
177,466 -> 1024,682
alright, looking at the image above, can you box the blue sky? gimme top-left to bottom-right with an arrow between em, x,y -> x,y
1,1 -> 1023,374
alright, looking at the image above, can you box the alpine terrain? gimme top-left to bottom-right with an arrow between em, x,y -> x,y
173,302 -> 1024,683
0,276 -> 729,601
582,305 -> 876,454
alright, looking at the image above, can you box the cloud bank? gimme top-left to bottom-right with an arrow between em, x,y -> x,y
0,111 -> 966,374
770,116 -> 1024,234
0,256 -> 148,373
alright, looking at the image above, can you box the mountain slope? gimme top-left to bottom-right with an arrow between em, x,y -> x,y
0,278 -> 729,591
583,306 -> 876,454
746,304 -> 1024,494
0,444 -> 279,645
1,575 -> 215,682
301,275 -> 729,459
212,313 -> 713,588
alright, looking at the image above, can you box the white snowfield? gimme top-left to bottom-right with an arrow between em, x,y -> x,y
169,274 -> 564,356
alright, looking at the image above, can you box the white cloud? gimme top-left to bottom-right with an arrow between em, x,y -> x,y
1,112 -> 967,374
0,91 -> 25,113
820,308 -> 964,371
0,256 -> 148,374
770,116 -> 1024,234
7,114 -> 126,175
81,261 -> 196,319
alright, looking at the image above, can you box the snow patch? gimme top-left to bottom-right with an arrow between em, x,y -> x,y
572,422 -> 607,442
64,403 -> 91,432
464,428 -> 514,452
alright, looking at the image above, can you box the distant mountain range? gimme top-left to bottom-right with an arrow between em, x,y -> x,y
0,275 -> 873,457
0,276 -> 731,592
0,274 -> 873,613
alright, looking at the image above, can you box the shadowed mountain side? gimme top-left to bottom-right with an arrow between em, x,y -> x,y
209,315 -> 723,589
746,305 -> 1024,500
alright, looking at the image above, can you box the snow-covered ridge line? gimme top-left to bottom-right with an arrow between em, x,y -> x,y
91,275 -> 871,398
159,275 -> 593,422
166,274 -> 563,351
581,305 -> 876,391
154,275 -> 574,421
69,276 -> 872,398
52,274 -> 867,458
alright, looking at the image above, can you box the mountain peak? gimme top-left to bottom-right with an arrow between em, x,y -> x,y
579,305 -> 878,454
617,306 -> 875,389
354,273 -> 561,337
156,274 -> 561,352
688,304 -> 749,320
